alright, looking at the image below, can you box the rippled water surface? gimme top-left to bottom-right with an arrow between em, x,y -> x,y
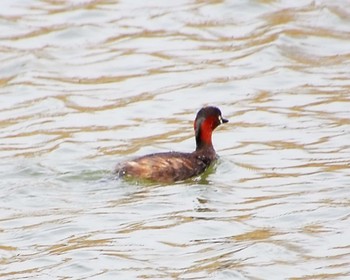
1,0 -> 350,279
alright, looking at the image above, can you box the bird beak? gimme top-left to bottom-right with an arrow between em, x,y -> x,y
219,115 -> 228,124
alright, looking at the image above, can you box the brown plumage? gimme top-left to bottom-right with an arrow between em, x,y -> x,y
115,106 -> 228,183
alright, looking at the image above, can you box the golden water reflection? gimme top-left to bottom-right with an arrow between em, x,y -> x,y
1,0 -> 350,279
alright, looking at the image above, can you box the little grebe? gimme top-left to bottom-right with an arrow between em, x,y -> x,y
115,106 -> 228,183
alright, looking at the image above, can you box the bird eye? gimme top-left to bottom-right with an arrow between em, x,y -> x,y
218,115 -> 223,123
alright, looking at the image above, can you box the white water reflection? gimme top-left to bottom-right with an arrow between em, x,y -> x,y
1,0 -> 350,279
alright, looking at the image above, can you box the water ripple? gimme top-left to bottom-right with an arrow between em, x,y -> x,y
1,0 -> 350,279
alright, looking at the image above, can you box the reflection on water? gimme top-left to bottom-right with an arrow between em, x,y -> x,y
1,0 -> 350,279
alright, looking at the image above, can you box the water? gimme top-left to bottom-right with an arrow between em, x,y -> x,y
1,0 -> 350,279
